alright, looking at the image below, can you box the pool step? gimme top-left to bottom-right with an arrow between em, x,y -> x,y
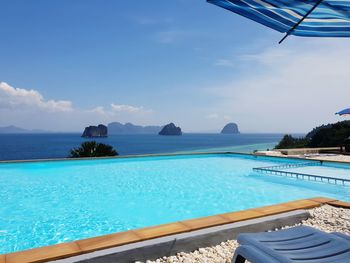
253,162 -> 350,186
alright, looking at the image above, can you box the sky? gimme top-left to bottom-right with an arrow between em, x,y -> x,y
0,0 -> 349,133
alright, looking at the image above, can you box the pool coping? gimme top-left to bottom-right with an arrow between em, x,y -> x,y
2,197 -> 350,263
52,209 -> 310,263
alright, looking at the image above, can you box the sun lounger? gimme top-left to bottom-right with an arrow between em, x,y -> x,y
232,226 -> 350,263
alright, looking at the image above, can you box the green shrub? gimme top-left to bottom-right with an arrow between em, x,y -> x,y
69,141 -> 118,158
275,135 -> 309,149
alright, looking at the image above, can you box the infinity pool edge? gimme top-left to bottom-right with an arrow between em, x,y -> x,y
1,151 -> 350,166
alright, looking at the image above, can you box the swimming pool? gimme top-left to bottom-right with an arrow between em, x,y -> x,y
1,153 -> 350,254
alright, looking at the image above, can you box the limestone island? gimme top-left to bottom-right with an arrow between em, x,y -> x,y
221,123 -> 240,134
82,124 -> 108,138
159,123 -> 182,136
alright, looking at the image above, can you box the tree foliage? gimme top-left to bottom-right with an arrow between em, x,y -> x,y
275,135 -> 310,149
69,141 -> 118,158
309,121 -> 350,147
275,121 -> 350,149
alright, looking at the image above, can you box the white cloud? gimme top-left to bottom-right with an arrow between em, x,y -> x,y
0,82 -> 154,131
110,103 -> 145,113
206,39 -> 350,133
206,113 -> 232,121
88,103 -> 151,116
0,82 -> 73,112
0,82 -> 152,117
89,106 -> 107,115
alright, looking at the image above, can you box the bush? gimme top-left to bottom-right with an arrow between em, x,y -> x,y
69,141 -> 118,158
275,135 -> 309,149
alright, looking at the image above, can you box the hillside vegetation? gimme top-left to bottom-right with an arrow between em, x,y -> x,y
275,121 -> 350,149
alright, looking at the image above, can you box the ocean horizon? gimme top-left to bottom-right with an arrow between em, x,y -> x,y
0,133 -> 289,161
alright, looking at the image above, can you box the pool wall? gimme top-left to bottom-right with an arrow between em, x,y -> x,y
2,197 -> 350,263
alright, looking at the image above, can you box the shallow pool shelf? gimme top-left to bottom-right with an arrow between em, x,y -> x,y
253,162 -> 350,186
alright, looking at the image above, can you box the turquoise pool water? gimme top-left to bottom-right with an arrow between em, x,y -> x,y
1,154 -> 350,254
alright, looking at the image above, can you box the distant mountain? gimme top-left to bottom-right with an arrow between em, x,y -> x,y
108,122 -> 162,134
0,125 -> 47,134
221,123 -> 240,134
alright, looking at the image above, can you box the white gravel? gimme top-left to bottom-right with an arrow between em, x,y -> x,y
137,205 -> 350,263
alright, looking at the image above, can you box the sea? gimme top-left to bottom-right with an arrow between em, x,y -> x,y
0,133 -> 285,161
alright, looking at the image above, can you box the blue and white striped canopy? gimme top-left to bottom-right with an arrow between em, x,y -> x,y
207,0 -> 350,41
336,108 -> 350,115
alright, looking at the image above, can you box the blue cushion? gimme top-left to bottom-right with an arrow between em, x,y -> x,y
232,226 -> 350,263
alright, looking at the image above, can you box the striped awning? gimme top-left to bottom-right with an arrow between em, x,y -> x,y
207,0 -> 350,43
336,108 -> 350,115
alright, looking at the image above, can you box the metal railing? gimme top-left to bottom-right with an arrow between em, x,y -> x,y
255,161 -> 321,171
